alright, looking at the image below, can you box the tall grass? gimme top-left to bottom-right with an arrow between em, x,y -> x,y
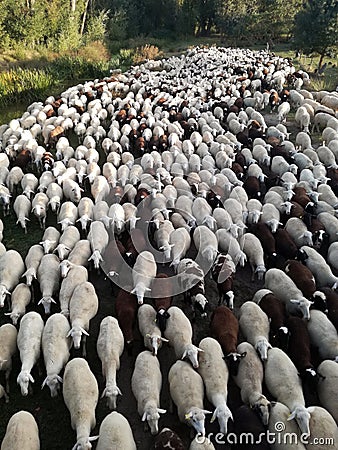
0,56 -> 114,108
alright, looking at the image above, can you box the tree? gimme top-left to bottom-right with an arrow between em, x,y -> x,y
293,0 -> 338,69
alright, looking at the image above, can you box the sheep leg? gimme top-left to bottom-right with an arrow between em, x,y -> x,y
82,334 -> 87,358
5,368 -> 11,393
250,263 -> 256,282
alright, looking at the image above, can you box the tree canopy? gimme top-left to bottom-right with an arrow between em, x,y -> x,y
0,0 -> 335,59
293,0 -> 338,68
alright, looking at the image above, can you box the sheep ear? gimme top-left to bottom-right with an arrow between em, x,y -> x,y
88,436 -> 99,442
210,409 -> 217,423
66,329 -> 73,338
197,347 -> 204,353
41,377 -> 48,389
181,349 -> 187,360
142,411 -> 147,422
307,406 -> 315,413
158,408 -> 166,414
160,337 -> 169,342
80,327 -> 89,336
287,411 -> 296,421
29,374 -> 35,383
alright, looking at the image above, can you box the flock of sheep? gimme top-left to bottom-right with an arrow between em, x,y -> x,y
0,45 -> 337,449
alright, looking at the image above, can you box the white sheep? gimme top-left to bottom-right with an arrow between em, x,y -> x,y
234,342 -> 271,425
122,202 -> 139,231
62,178 -> 83,204
6,166 -> 24,194
4,283 -> 31,325
192,197 -> 216,230
17,311 -> 44,396
317,184 -> 338,208
63,358 -> 99,450
240,233 -> 266,281
307,309 -> 338,362
189,436 -> 216,449
252,144 -> 270,166
131,350 -> 166,435
168,360 -> 211,436
271,156 -> 297,177
60,240 -> 91,275
138,304 -> 168,356
154,219 -> 175,261
216,229 -> 247,267
37,253 -> 60,314
197,337 -> 233,435
46,182 -> 63,213
317,212 -> 338,243
54,225 -> 80,261
31,192 -> 49,229
0,323 -> 17,397
13,194 -> 31,233
96,316 -> 124,410
131,251 -> 157,305
261,203 -> 282,233
37,170 -> 55,192
169,227 -> 191,269
285,217 -> 313,247
268,402 -> 306,450
164,306 -> 203,369
59,263 -> 88,316
108,203 -> 125,235
39,226 -> 60,254
1,411 -> 40,450
68,281 -> 98,356
317,360 -> 338,423
264,268 -> 312,320
76,197 -> 94,233
22,244 -> 44,287
57,201 -> 79,231
245,199 -> 263,225
91,175 -> 110,203
307,406 -> 338,449
239,301 -> 271,361
21,173 -> 38,199
264,347 -> 313,436
295,106 -> 311,133
327,242 -> 338,273
277,101 -> 290,123
193,225 -> 219,273
295,131 -> 313,151
0,249 -> 25,308
41,313 -> 71,397
298,246 -> 338,289
87,220 -> 109,270
96,412 -> 136,450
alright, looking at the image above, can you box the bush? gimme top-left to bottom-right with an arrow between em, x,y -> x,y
132,44 -> 162,64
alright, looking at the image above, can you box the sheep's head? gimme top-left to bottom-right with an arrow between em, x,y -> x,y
42,374 -> 62,398
88,250 -> 103,270
290,298 -> 312,320
193,294 -> 208,316
101,383 -> 122,410
38,297 -> 56,315
255,264 -> 266,281
185,408 -> 212,436
142,406 -> 166,435
17,370 -> 34,396
182,344 -> 204,369
210,404 -> 233,435
59,260 -> 72,278
252,396 -> 271,426
224,351 -> 247,376
288,405 -> 314,436
255,338 -> 272,361
67,326 -> 89,349
0,285 -> 10,308
71,436 -> 99,450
